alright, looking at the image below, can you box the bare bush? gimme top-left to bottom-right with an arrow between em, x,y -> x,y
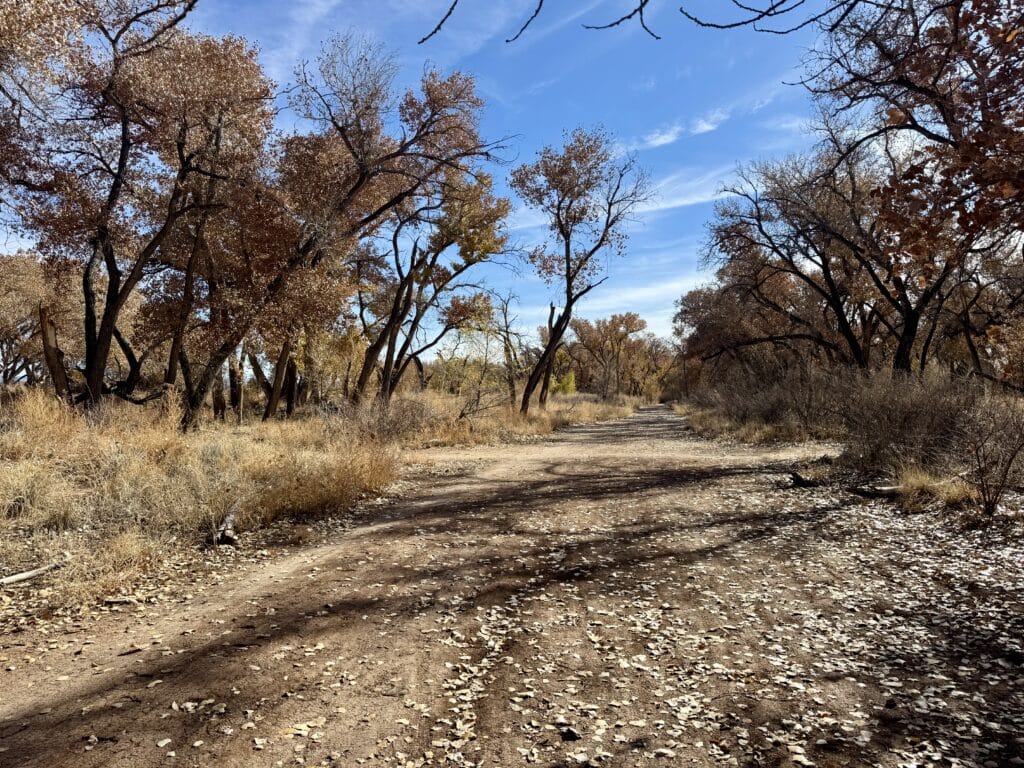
687,365 -> 842,442
958,396 -> 1024,517
840,370 -> 979,474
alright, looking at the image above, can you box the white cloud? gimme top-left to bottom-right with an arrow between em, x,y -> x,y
762,113 -> 809,133
690,107 -> 730,135
624,105 -> 732,153
581,274 -> 705,314
639,123 -> 686,149
508,206 -> 548,232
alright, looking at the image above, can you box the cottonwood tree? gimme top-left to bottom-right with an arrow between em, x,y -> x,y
1,1 -> 209,404
811,0 -> 1024,234
350,172 -> 509,404
682,141 -> 1024,389
570,313 -> 647,398
2,18 -> 504,424
510,128 -> 651,415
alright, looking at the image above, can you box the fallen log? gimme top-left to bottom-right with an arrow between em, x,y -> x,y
848,484 -> 903,499
0,560 -> 64,586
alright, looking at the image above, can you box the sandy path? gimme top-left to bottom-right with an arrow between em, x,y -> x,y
1,405 -> 1022,768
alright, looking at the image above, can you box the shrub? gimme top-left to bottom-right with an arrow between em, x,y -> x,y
840,369 -> 979,474
958,395 -> 1024,516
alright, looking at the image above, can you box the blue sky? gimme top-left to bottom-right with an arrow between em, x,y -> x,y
13,1 -> 820,339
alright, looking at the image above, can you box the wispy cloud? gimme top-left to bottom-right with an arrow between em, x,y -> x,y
582,274 -> 704,313
640,165 -> 735,215
689,107 -> 730,135
503,0 -> 606,50
624,106 -> 731,152
508,205 -> 548,232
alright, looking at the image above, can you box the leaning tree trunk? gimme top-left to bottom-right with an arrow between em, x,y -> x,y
263,337 -> 293,421
538,354 -> 555,409
520,307 -> 571,416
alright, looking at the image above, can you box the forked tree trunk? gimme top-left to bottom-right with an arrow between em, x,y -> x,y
520,304 -> 572,416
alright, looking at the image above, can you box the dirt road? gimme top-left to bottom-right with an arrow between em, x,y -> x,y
1,405 -> 1022,767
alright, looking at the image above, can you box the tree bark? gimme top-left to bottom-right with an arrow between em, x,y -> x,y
38,305 -> 70,401
212,363 -> 227,420
284,357 -> 298,417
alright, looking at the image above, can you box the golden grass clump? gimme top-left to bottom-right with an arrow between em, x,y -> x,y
896,465 -> 977,513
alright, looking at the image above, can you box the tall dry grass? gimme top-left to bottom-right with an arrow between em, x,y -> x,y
0,390 -> 395,604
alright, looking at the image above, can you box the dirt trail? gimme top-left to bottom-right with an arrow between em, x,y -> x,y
1,405 -> 1022,768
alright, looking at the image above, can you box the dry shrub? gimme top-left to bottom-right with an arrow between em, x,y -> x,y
840,369 -> 979,474
690,366 -> 841,442
688,364 -> 1024,516
958,395 -> 1024,516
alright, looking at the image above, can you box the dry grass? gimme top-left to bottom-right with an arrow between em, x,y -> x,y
367,391 -> 637,448
0,390 -> 395,604
673,403 -> 810,444
896,466 -> 977,513
0,389 -> 632,606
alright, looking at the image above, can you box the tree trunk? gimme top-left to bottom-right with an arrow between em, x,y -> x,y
38,305 -> 70,401
212,364 -> 227,420
248,351 -> 273,400
520,305 -> 571,416
284,357 -> 298,417
892,313 -> 920,374
539,353 -> 555,409
503,342 -> 517,407
263,337 -> 293,421
228,344 -> 243,412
